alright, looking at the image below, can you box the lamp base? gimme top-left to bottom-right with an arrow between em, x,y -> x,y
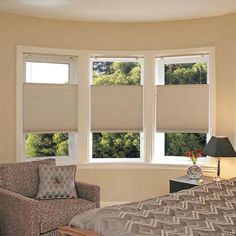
213,158 -> 221,182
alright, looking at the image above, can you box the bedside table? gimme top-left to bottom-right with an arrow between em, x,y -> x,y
169,175 -> 213,193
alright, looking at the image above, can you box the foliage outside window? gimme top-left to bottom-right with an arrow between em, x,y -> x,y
165,133 -> 206,156
92,60 -> 141,158
92,133 -> 140,158
26,133 -> 69,158
163,61 -> 207,156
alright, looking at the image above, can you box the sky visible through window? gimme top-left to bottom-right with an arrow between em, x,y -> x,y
26,62 -> 69,84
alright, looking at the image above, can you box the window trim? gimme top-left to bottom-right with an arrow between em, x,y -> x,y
17,47 -> 80,164
23,55 -> 78,163
16,46 -> 216,168
89,56 -> 145,161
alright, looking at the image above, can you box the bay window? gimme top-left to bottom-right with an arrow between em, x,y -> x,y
17,47 -> 214,166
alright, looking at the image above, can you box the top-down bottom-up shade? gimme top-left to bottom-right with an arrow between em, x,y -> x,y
156,84 -> 209,133
23,83 -> 78,133
91,85 -> 143,132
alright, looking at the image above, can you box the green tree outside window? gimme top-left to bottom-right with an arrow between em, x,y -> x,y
25,133 -> 68,158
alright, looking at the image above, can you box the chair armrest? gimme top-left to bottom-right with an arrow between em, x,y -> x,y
75,181 -> 100,208
0,188 -> 40,236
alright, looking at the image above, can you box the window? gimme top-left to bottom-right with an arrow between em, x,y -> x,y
91,58 -> 144,159
23,54 -> 78,161
17,46 -> 214,166
155,55 -> 209,163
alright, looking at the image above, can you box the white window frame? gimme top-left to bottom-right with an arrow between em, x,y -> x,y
154,54 -> 214,165
89,56 -> 145,163
17,48 -> 79,165
16,46 -> 215,170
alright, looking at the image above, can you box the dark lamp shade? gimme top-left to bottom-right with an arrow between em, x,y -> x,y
203,136 -> 236,157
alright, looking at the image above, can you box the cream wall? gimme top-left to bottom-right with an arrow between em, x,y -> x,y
0,11 -> 236,202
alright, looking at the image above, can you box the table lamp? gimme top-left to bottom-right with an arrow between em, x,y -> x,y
203,136 -> 236,181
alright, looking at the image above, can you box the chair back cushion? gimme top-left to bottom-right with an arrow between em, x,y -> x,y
0,159 -> 55,198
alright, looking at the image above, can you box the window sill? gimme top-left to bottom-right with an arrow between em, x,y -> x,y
77,162 -> 216,173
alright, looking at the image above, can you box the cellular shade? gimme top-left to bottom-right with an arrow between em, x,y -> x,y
156,84 -> 209,133
91,85 -> 143,132
23,83 -> 78,132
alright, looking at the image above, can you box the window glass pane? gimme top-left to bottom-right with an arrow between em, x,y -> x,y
26,62 -> 69,84
92,60 -> 141,85
93,132 -> 140,158
25,133 -> 69,158
165,62 -> 207,85
165,133 -> 206,156
92,59 -> 142,158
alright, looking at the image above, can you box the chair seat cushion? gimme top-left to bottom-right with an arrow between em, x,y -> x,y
39,198 -> 96,233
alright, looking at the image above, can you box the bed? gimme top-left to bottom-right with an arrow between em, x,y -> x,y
59,178 -> 236,236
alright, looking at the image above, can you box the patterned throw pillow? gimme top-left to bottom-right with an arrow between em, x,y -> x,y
36,165 -> 77,199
